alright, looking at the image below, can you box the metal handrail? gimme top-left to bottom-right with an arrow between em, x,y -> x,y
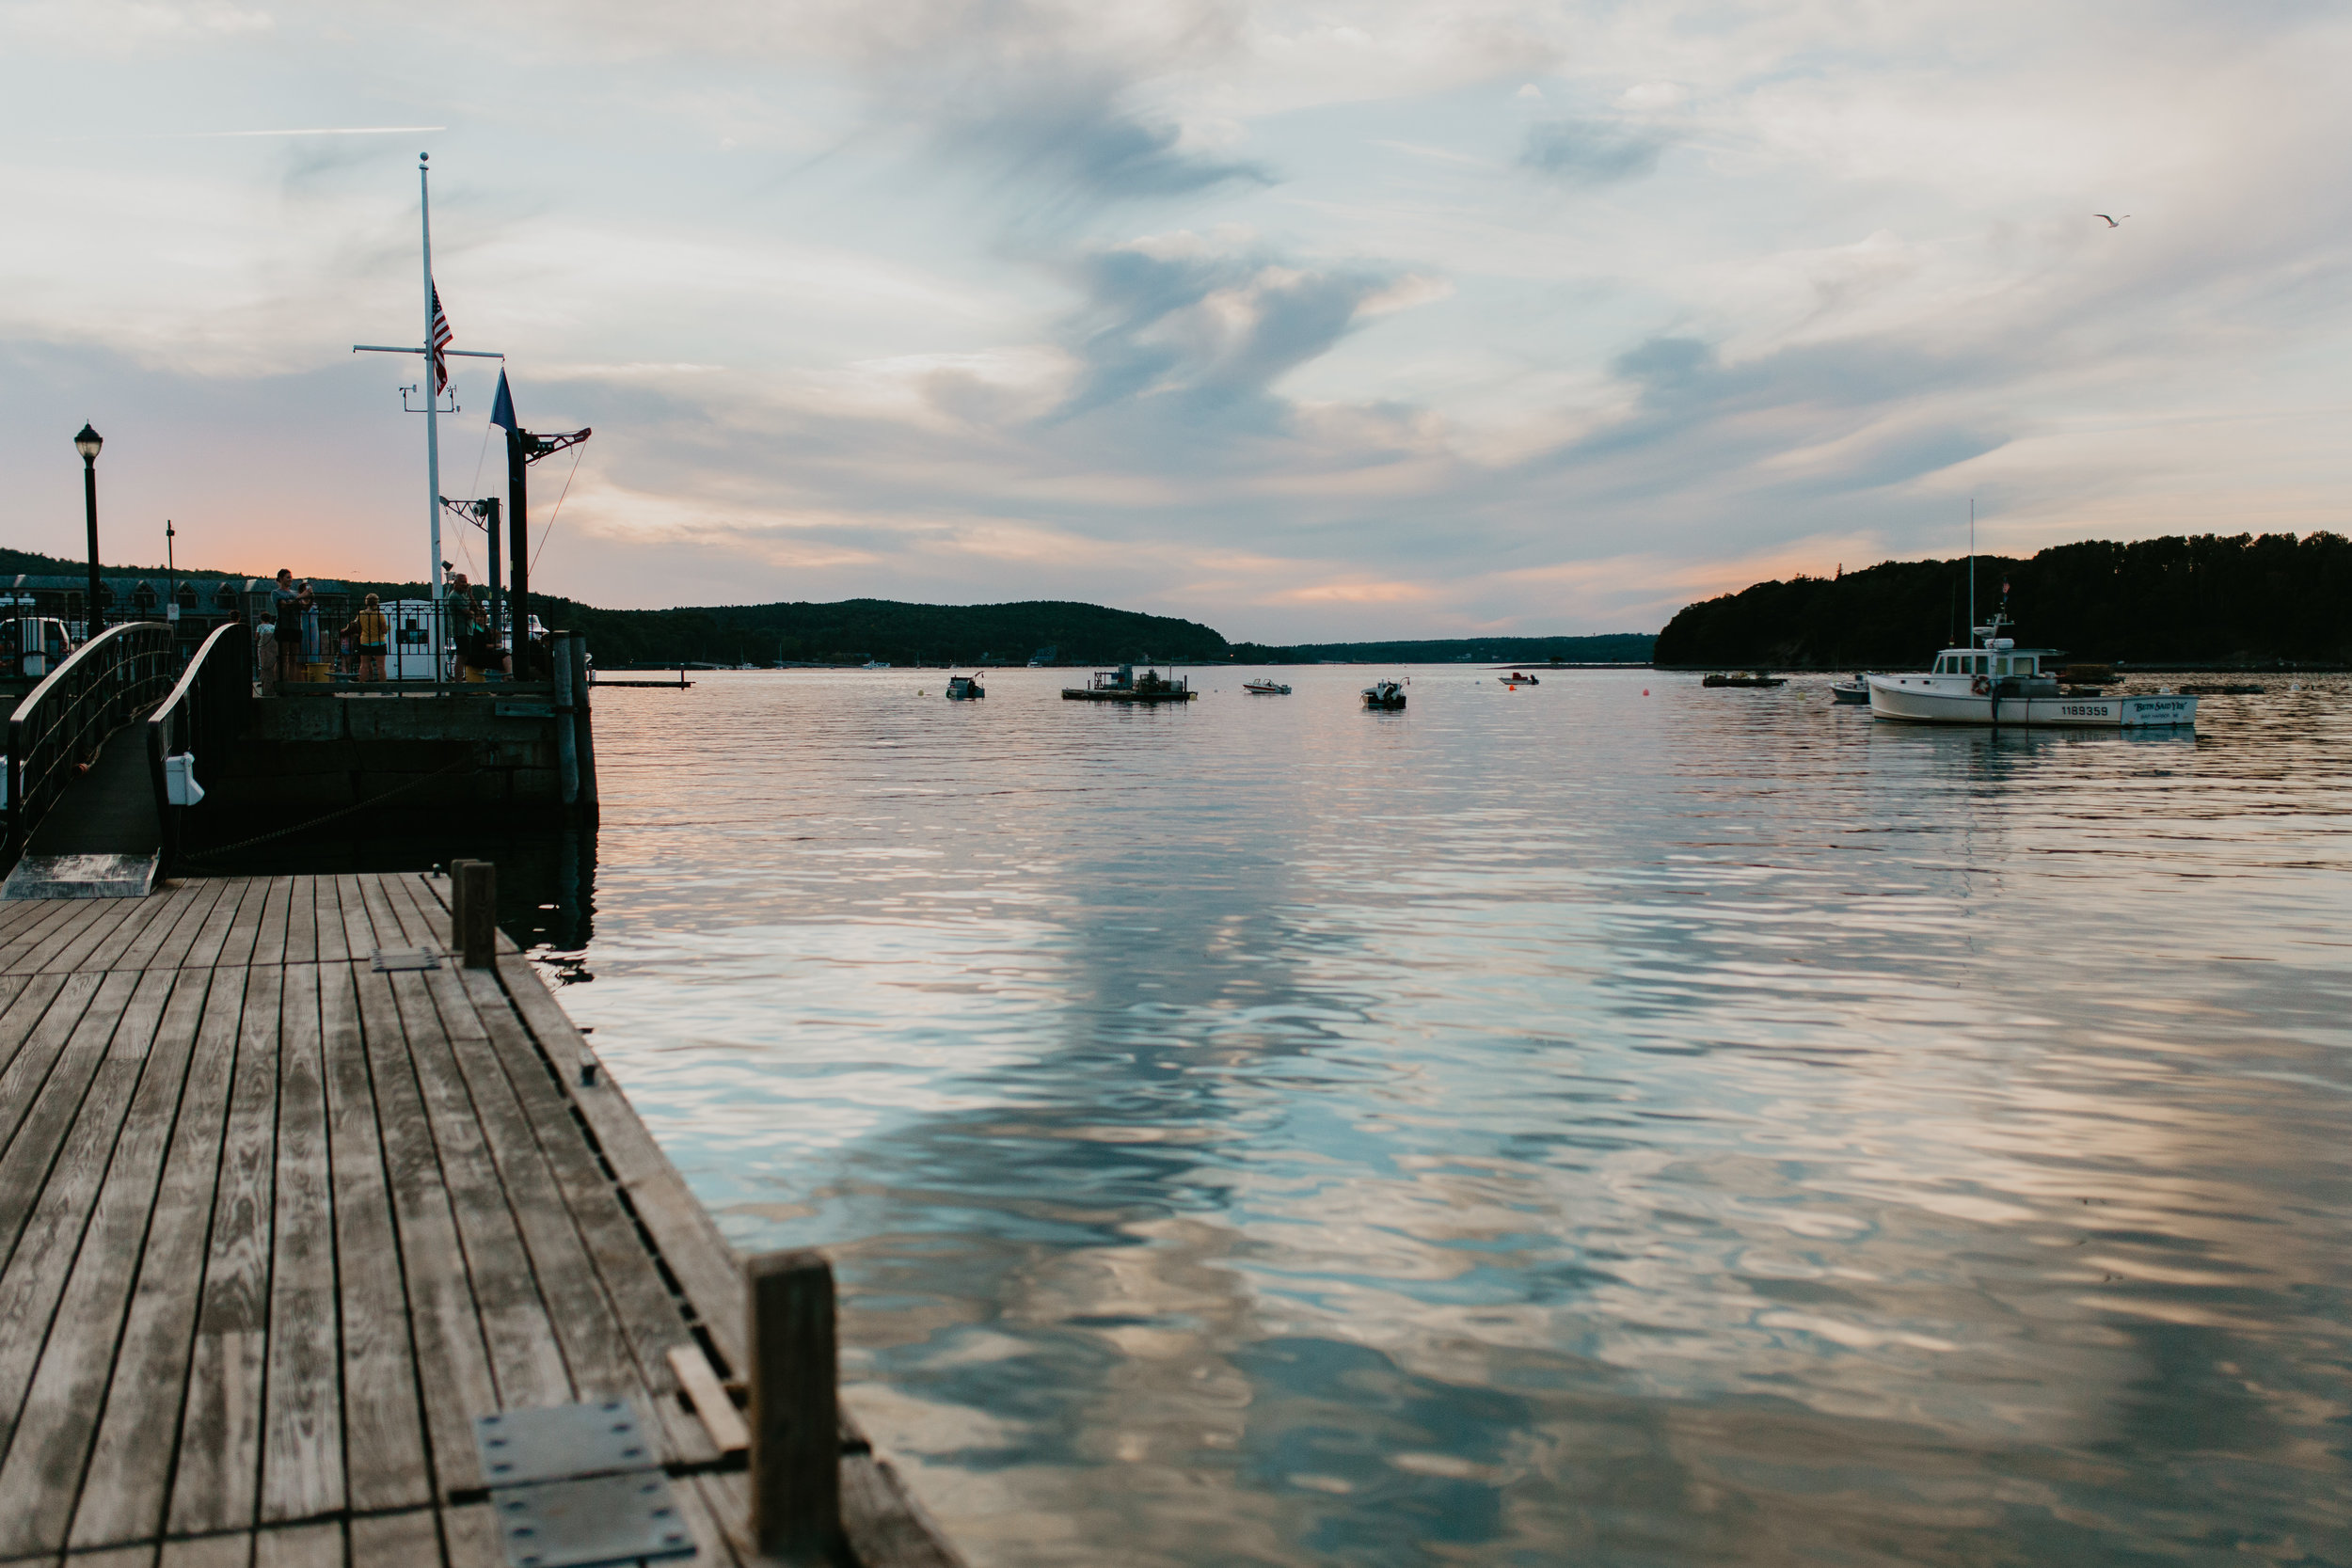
6,621 -> 179,859
148,621 -> 253,880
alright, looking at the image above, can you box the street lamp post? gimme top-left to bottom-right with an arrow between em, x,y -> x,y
73,423 -> 103,638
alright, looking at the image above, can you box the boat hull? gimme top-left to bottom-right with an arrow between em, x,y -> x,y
1062,689 -> 1195,703
1867,676 -> 2197,728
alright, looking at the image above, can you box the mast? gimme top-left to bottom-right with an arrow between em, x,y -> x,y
421,152 -> 443,599
1968,498 -> 1976,648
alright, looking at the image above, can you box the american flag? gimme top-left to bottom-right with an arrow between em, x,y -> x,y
429,284 -> 453,393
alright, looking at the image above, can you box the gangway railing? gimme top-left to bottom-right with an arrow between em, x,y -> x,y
5,622 -> 178,860
148,621 -> 253,880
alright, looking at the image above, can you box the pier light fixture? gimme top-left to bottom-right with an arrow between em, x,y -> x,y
74,422 -> 103,637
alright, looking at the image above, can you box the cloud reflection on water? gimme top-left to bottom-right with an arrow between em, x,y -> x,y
548,670 -> 2352,1565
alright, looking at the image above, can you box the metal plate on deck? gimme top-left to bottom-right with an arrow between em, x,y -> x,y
371,946 -> 441,972
491,1472 -> 696,1568
475,1401 -> 657,1487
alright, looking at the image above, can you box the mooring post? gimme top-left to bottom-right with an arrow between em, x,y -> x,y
748,1248 -> 840,1562
454,860 -> 497,969
447,858 -> 476,953
569,634 -> 598,813
551,631 -> 580,807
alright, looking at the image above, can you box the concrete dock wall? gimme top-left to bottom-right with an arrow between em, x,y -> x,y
201,689 -> 580,817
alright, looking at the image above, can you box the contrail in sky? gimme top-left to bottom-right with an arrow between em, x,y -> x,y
184,126 -> 447,137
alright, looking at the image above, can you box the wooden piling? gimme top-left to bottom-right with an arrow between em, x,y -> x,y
749,1248 -> 842,1563
453,860 -> 496,969
551,631 -> 580,807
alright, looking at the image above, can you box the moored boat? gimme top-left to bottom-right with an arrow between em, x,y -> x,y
945,673 -> 985,700
1499,671 -> 1540,687
1830,676 -> 1869,704
1063,663 -> 1195,704
1243,678 -> 1291,694
1867,610 -> 2196,728
1362,679 -> 1406,710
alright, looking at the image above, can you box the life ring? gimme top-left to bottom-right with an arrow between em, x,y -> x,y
1970,674 -> 1992,696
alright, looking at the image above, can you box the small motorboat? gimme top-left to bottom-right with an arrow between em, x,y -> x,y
1830,675 -> 1869,704
945,673 -> 985,701
1361,679 -> 1406,710
1499,671 -> 1541,687
1243,678 -> 1291,695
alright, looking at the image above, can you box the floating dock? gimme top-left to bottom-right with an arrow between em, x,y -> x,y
0,871 -> 961,1567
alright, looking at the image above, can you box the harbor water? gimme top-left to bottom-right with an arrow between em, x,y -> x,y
541,667 -> 2352,1567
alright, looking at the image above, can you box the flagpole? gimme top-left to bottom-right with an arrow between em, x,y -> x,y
421,152 -> 443,600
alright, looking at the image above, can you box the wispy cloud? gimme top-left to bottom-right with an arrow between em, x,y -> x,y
1518,118 -> 1675,186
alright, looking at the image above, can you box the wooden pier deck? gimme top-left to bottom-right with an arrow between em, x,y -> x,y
0,873 -> 957,1568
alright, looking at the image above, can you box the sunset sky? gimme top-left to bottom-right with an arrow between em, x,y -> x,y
2,0 -> 2345,640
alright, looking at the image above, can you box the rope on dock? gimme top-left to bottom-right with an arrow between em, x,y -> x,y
182,755 -> 481,863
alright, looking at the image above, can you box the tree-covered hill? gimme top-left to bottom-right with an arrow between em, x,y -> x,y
1654,532 -> 2352,668
1228,634 -> 1654,664
528,596 -> 1230,667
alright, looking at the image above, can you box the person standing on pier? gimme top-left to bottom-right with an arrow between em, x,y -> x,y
348,592 -> 390,682
271,568 -> 311,686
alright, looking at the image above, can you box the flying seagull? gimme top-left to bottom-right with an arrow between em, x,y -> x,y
2093,214 -> 2129,227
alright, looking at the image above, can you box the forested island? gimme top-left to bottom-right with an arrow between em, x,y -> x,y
1655,531 -> 2352,668
1227,634 -> 1654,664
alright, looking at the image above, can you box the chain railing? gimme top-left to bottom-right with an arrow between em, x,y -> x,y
5,622 -> 179,858
147,621 -> 253,880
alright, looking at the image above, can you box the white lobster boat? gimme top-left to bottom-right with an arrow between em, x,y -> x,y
1867,612 -> 2196,729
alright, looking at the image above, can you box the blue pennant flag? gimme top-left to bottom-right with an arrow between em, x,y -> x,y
489,369 -> 517,432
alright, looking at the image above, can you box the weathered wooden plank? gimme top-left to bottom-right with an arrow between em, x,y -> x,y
359,874 -> 438,956
383,966 -> 571,1409
250,1519 -> 342,1568
282,876 -> 318,967
669,1342 -> 750,1454
370,872 -> 716,1467
168,962 -> 282,1536
491,955 -> 749,1374
159,1533 -> 254,1568
334,875 -> 378,962
71,971 -> 240,1550
0,971 -> 67,1084
260,959 -> 342,1523
401,942 -> 699,1465
123,878 -> 228,974
72,1544 -> 161,1568
115,879 -> 221,973
439,1500 -> 504,1568
353,960 -> 495,1497
0,971 -> 136,1279
316,958 -> 430,1515
310,877 -> 348,966
181,874 -> 252,972
0,894 -> 103,969
430,966 -> 713,1465
0,896 -> 116,976
214,877 -> 272,973
44,893 -> 172,976
250,877 -> 294,973
0,888 -> 66,942
0,968 -> 205,1559
346,1508 -> 439,1567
